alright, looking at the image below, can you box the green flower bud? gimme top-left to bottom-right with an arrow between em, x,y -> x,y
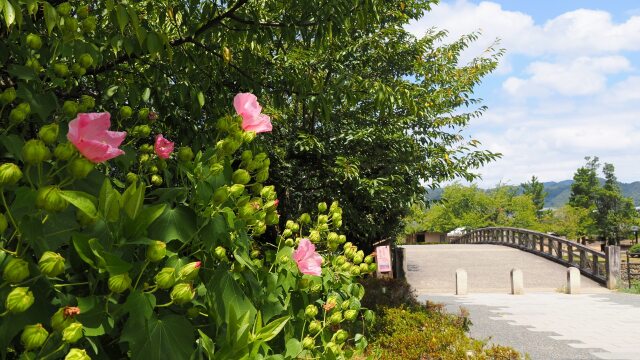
54,142 -> 76,161
242,131 -> 256,143
209,162 -> 224,175
290,222 -> 300,232
229,184 -> 245,197
344,247 -> 356,260
333,329 -> 348,344
82,17 -> 97,33
139,125 -> 151,137
146,241 -> 166,262
77,5 -> 89,18
124,172 -> 137,184
212,247 -> 227,262
340,262 -> 351,272
65,348 -> 91,360
0,87 -> 16,105
79,95 -> 95,111
364,255 -> 374,265
62,322 -> 83,343
38,251 -> 65,277
338,235 -> 347,244
56,2 -> 72,16
53,63 -> 69,78
9,109 -> 27,125
308,320 -> 322,334
278,254 -> 289,264
353,254 -> 363,265
22,139 -> 50,165
62,17 -> 78,34
69,158 -> 94,179
178,261 -> 201,281
148,165 -> 159,175
108,273 -> 131,294
305,304 -> 318,319
3,258 -> 30,283
284,238 -> 294,247
255,169 -> 269,183
21,324 -> 48,350
326,232 -> 339,243
38,124 -> 59,145
325,341 -> 339,354
335,256 -> 346,266
137,144 -> 152,153
344,309 -> 358,321
6,287 -> 34,313
63,101 -> 79,117
78,53 -> 93,68
265,211 -> 279,225
298,214 -> 311,225
0,163 -> 23,186
232,169 -> 251,185
317,202 -> 328,213
170,283 -> 195,305
151,174 -> 163,186
36,186 -> 69,212
51,307 -> 77,332
139,154 -> 150,163
25,58 -> 42,72
309,230 -> 321,243
154,267 -> 176,289
177,147 -> 194,162
302,336 -> 315,350
26,34 -> 43,50
329,311 -> 342,325
119,106 -> 133,118
350,266 -> 361,276
369,263 -> 378,272
359,263 -> 369,273
212,186 -> 229,204
71,64 -> 86,76
136,108 -> 149,121
317,215 -> 328,225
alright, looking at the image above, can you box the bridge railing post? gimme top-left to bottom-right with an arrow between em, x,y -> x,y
605,245 -> 620,289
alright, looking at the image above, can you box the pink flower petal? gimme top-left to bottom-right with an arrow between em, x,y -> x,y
293,239 -> 322,276
67,112 -> 127,163
154,134 -> 174,159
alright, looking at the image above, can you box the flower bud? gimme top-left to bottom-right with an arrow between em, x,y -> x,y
21,324 -> 48,350
154,267 -> 176,289
305,304 -> 318,319
350,266 -> 361,276
56,2 -> 72,16
39,251 -> 65,277
284,238 -> 294,247
25,58 -> 42,72
265,211 -> 279,225
71,64 -> 86,76
364,255 -> 374,265
53,63 -> 69,78
317,215 -> 328,225
242,131 -> 256,143
125,172 -> 138,184
65,348 -> 91,360
54,142 -> 76,160
359,263 -> 369,273
329,311 -> 342,325
63,101 -> 79,117
333,329 -> 348,344
51,308 -> 74,332
6,287 -> 34,313
229,184 -> 245,197
278,254 -> 289,265
82,16 -> 97,33
330,200 -> 340,211
69,158 -> 94,179
212,246 -> 227,262
309,230 -> 321,243
38,124 -> 60,145
353,254 -> 363,265
62,322 -> 83,343
26,34 -> 43,50
62,17 -> 78,34
170,283 -> 195,305
222,46 -> 232,64
78,53 -> 94,68
108,273 -> 131,293
302,336 -> 315,350
325,296 -> 337,311
340,262 -> 351,272
79,95 -> 95,111
317,202 -> 328,213
151,174 -> 163,186
335,256 -> 346,266
308,320 -> 322,334
232,169 -> 251,185
369,263 -> 378,272
3,258 -> 30,283
0,87 -> 16,105
212,186 -> 229,204
255,169 -> 269,183
177,147 -> 194,162
0,163 -> 23,186
344,309 -> 358,321
146,241 -> 166,262
119,106 -> 133,118
77,5 -> 89,18
344,247 -> 356,260
178,261 -> 201,281
8,109 -> 26,125
36,186 -> 69,212
22,139 -> 50,165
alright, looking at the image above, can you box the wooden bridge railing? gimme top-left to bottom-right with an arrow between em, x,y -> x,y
451,227 -> 621,288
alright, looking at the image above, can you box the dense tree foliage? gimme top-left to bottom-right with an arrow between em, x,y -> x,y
521,175 -> 546,215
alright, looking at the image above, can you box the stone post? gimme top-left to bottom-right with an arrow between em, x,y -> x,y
455,269 -> 467,295
606,245 -> 621,289
510,268 -> 524,295
567,267 -> 581,294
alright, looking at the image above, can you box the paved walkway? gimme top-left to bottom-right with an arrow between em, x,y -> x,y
405,244 -> 640,360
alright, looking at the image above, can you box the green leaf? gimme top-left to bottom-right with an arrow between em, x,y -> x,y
147,205 -> 197,243
197,330 -> 215,359
101,251 -> 132,275
2,0 -> 15,27
121,181 -> 144,219
197,91 -> 205,108
7,65 -> 36,81
72,234 -> 97,268
142,87 -> 151,102
115,4 -> 129,33
60,190 -> 98,218
15,87 -> 58,120
42,2 -> 58,34
255,316 -> 289,342
124,204 -> 166,239
130,314 -> 195,360
99,179 -> 121,222
0,134 -> 24,160
284,338 -> 302,359
124,291 -> 156,320
146,31 -> 162,54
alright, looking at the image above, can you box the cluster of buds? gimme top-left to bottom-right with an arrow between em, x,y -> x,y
335,242 -> 377,276
153,261 -> 200,306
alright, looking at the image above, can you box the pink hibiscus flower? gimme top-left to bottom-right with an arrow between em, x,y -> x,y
292,238 -> 322,276
154,134 -> 174,159
67,112 -> 126,163
233,93 -> 272,133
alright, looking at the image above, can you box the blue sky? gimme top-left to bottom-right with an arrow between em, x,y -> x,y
407,0 -> 640,186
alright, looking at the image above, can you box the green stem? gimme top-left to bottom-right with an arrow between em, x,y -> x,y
156,300 -> 174,308
40,344 -> 65,360
54,281 -> 89,288
133,261 -> 149,290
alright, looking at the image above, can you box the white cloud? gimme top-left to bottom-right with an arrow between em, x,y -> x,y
407,0 -> 640,57
603,76 -> 640,103
503,56 -> 632,97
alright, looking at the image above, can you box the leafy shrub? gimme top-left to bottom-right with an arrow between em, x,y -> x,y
359,277 -> 420,311
367,307 -> 522,360
629,244 -> 640,254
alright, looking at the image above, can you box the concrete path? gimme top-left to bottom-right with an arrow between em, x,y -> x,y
404,244 -> 605,293
405,245 -> 640,360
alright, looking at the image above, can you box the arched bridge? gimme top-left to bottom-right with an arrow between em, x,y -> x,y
404,227 -> 621,294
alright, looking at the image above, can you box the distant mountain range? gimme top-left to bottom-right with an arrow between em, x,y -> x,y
426,180 -> 640,208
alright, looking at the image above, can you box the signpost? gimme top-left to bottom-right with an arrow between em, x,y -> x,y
376,245 -> 392,278
632,226 -> 639,245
